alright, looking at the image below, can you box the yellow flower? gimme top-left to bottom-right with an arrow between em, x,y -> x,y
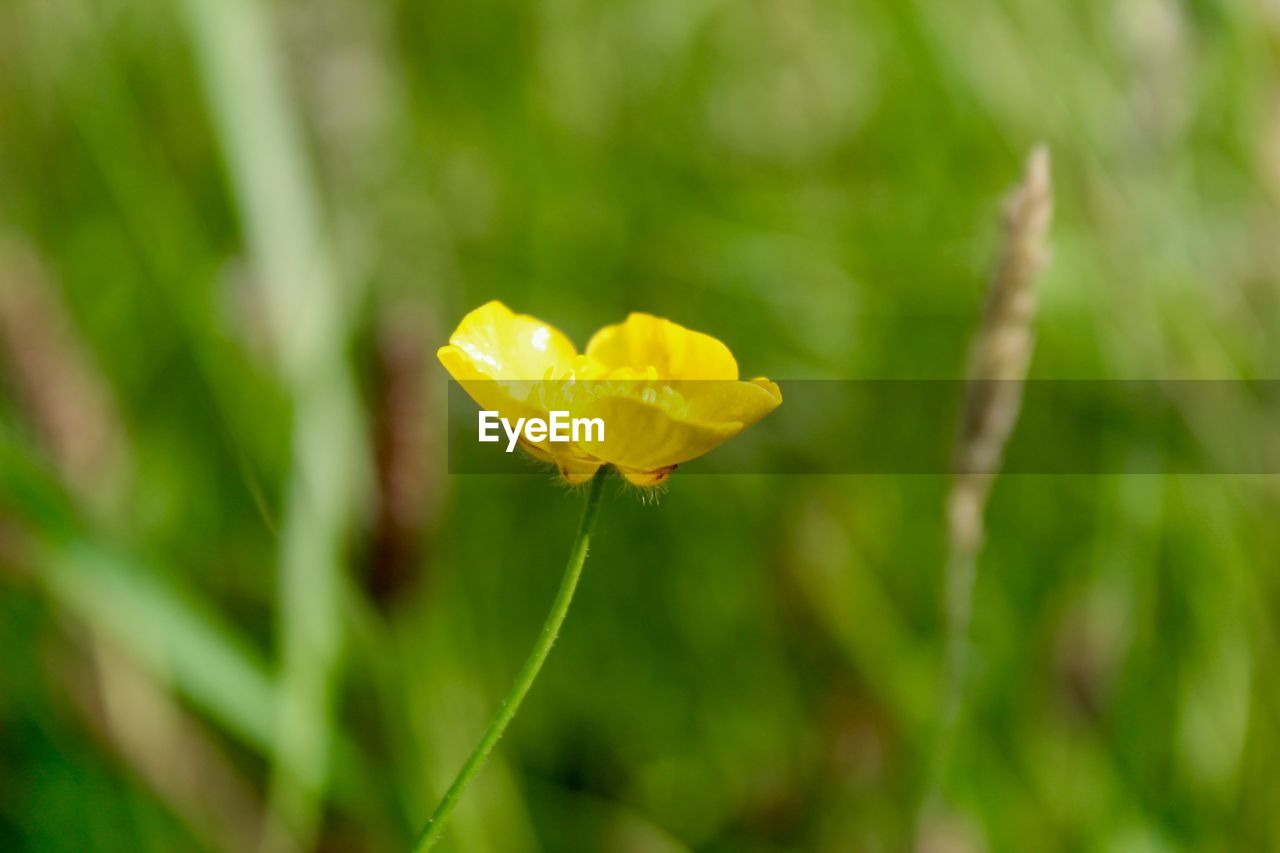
437,301 -> 782,487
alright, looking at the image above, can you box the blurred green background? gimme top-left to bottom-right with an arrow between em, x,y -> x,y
2,0 -> 1279,850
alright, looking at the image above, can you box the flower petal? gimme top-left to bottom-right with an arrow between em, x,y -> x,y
585,313 -> 739,379
675,378 -> 782,427
446,300 -> 578,380
582,393 -> 743,472
437,344 -> 549,425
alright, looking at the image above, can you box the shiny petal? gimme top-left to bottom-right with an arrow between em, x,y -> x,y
439,302 -> 597,465
585,313 -> 739,380
437,344 -> 548,426
446,300 -> 578,380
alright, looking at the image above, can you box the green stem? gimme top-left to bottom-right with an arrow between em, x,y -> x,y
413,469 -> 609,851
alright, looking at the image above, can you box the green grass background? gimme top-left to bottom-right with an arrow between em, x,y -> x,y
2,0 -> 1279,850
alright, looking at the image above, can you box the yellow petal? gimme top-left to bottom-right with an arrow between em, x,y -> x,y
440,350 -> 603,467
438,344 -> 549,426
439,301 -> 595,463
445,300 -> 578,380
585,313 -> 739,380
581,393 -> 743,472
674,378 -> 782,427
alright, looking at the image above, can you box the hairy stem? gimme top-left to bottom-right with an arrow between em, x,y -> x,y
413,469 -> 608,851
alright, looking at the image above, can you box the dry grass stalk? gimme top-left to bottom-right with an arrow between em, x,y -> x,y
948,145 -> 1052,559
921,147 -> 1052,841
